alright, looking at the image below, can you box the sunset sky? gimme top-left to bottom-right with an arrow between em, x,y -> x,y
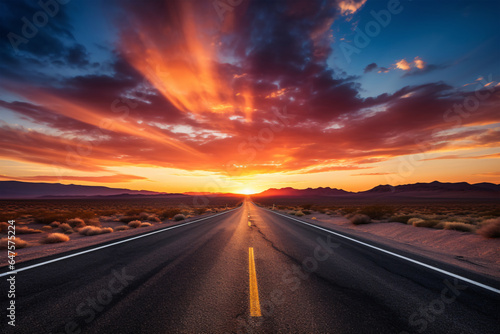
0,0 -> 499,194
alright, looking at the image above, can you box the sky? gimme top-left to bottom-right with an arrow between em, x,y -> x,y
0,0 -> 499,194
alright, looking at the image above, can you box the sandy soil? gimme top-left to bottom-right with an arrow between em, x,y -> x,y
281,211 -> 500,279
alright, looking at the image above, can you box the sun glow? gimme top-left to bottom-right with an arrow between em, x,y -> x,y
237,188 -> 257,195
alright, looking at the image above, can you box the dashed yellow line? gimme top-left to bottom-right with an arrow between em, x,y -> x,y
248,247 -> 262,317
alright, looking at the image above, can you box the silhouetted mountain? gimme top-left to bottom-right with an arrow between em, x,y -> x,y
0,181 -> 162,199
254,187 -> 350,197
253,181 -> 500,199
363,181 -> 500,194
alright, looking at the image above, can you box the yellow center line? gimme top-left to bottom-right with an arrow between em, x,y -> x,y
248,247 -> 262,317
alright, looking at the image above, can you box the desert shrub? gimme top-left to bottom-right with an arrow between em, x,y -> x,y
443,222 -> 476,233
174,214 -> 186,221
388,215 -> 412,224
413,220 -> 440,228
50,221 -> 61,227
100,227 -> 113,234
302,210 -> 312,215
128,220 -> 141,228
289,211 -> 296,215
43,233 -> 70,244
115,225 -> 130,231
119,215 -> 140,223
67,218 -> 86,228
139,212 -> 150,220
295,211 -> 305,217
301,204 -> 312,210
59,223 -> 73,232
350,214 -> 372,225
160,208 -> 181,220
359,205 -> 394,219
408,218 -> 425,225
79,226 -> 113,236
478,218 -> 500,238
147,214 -> 160,222
194,207 -> 206,215
42,226 -> 52,231
16,226 -> 42,234
140,222 -> 152,227
0,237 -> 28,249
79,226 -> 101,236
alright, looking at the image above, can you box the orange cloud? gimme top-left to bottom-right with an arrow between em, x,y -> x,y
120,1 -> 254,120
338,0 -> 368,15
0,174 -> 147,183
395,57 -> 426,71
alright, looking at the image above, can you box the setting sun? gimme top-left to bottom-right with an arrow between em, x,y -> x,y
237,188 -> 257,195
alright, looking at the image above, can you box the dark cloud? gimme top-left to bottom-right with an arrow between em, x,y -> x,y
363,63 -> 378,73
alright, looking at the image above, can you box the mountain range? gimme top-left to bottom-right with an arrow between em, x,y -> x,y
252,181 -> 500,198
0,180 -> 499,199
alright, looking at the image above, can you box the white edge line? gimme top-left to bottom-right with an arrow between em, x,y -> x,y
0,208 -> 238,278
262,206 -> 500,295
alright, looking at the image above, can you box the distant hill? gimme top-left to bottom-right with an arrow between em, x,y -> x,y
363,181 -> 500,196
0,181 -> 162,199
253,181 -> 500,199
1,180 -> 498,200
254,187 -> 350,197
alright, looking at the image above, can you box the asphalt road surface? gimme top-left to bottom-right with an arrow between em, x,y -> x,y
1,200 -> 499,333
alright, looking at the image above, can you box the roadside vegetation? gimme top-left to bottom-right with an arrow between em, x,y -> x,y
254,199 -> 500,238
0,197 -> 243,249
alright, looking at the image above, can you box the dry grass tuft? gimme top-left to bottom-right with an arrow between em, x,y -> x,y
42,226 -> 52,231
407,218 -> 424,225
174,214 -> 186,221
50,221 -> 61,227
115,225 -> 130,231
128,220 -> 142,228
0,237 -> 28,249
478,218 -> 500,238
16,226 -> 43,234
67,218 -> 86,228
294,210 -> 305,217
43,233 -> 70,244
100,227 -> 113,234
350,214 -> 372,225
59,223 -> 73,232
443,222 -> 476,233
140,222 -> 152,227
147,214 -> 160,222
79,226 -> 113,236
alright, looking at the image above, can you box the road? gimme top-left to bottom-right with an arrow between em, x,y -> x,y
1,199 -> 499,333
